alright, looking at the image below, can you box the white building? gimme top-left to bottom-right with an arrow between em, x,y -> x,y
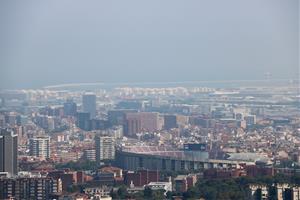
29,136 -> 50,159
95,136 -> 115,164
147,181 -> 172,195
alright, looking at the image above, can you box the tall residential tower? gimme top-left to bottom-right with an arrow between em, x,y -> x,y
0,129 -> 18,176
95,135 -> 115,165
29,136 -> 50,159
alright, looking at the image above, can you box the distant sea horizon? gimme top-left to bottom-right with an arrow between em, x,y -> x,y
0,78 -> 298,91
39,78 -> 299,91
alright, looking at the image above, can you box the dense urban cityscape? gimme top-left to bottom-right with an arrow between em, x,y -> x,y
1,0 -> 298,199
0,80 -> 299,199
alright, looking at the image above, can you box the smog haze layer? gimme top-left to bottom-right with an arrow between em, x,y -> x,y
0,0 -> 299,89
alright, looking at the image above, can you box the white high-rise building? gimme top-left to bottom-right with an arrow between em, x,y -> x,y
29,136 -> 50,159
95,136 -> 115,164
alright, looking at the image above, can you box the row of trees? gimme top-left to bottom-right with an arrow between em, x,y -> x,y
180,173 -> 300,200
55,160 -> 97,171
111,174 -> 300,200
110,185 -> 166,200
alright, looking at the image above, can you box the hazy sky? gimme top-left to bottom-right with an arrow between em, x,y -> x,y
0,0 -> 299,89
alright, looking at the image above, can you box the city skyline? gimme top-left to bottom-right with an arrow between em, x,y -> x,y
0,1 -> 299,199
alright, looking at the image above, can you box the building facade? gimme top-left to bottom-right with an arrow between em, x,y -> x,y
29,136 -> 50,159
125,112 -> 161,136
82,93 -> 96,119
0,129 -> 18,177
63,99 -> 77,116
95,136 -> 115,164
0,177 -> 62,200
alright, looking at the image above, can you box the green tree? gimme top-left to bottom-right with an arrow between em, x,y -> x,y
55,160 -> 97,171
153,190 -> 165,200
110,188 -> 119,199
183,187 -> 199,199
144,186 -> 153,199
166,191 -> 173,199
117,185 -> 128,199
268,186 -> 277,200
